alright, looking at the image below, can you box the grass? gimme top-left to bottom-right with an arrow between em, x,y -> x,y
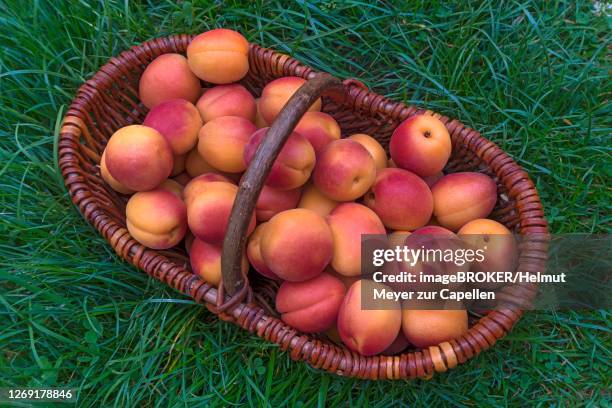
0,0 -> 610,406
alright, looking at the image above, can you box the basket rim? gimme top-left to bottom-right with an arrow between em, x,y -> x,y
58,34 -> 549,380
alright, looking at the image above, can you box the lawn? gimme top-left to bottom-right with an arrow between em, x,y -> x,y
0,0 -> 610,406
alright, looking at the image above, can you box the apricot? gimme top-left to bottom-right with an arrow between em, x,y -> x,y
298,182 -> 339,217
246,223 -> 280,280
313,139 -> 376,201
126,189 -> 187,249
197,84 -> 256,122
254,98 -> 268,128
407,226 -> 464,287
143,99 -> 202,155
190,238 -> 248,287
138,53 -> 201,109
243,128 -> 315,190
294,111 -> 341,157
255,184 -> 301,222
412,225 -> 455,236
171,153 -> 187,176
260,209 -> 333,282
184,150 -> 241,182
276,273 -> 346,333
185,148 -> 216,177
458,218 -> 512,237
187,181 -> 255,245
327,203 -> 386,277
184,173 -> 234,205
432,172 -> 497,231
348,134 -> 387,170
187,28 -> 249,84
402,309 -> 468,348
99,150 -> 134,194
364,168 -> 433,230
458,219 -> 517,285
384,231 -> 417,293
259,76 -> 321,123
198,116 -> 256,173
390,115 -> 451,177
158,179 -> 183,198
105,125 -> 173,191
337,280 -> 402,356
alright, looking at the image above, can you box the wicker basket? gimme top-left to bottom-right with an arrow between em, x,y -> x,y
58,34 -> 548,380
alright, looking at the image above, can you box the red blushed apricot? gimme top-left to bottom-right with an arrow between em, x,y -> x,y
198,116 -> 256,173
364,168 -> 433,230
402,310 -> 468,348
197,84 -> 256,122
259,76 -> 322,123
190,238 -> 248,287
294,111 -> 341,157
173,172 -> 192,187
138,53 -> 201,109
100,150 -> 134,194
105,125 -> 173,191
184,149 -> 242,181
298,182 -> 340,217
327,203 -> 386,277
171,153 -> 187,176
348,134 -> 388,171
313,139 -> 376,201
187,28 -> 249,84
254,98 -> 268,128
337,280 -> 402,356
412,225 -> 455,236
184,173 -> 234,205
255,184 -> 302,222
143,99 -> 202,155
458,219 -> 517,287
390,115 -> 452,177
187,181 -> 255,245
407,226 -> 464,285
276,273 -> 346,333
158,179 -> 183,198
246,223 -> 280,280
126,189 -> 187,249
260,209 -> 333,282
243,128 -> 315,190
458,218 -> 511,235
432,172 -> 497,231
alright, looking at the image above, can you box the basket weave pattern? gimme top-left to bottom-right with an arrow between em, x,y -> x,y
58,35 -> 548,379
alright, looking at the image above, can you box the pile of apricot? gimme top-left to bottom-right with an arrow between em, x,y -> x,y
100,28 -> 515,356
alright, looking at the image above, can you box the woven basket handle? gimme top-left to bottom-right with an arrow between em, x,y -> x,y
220,73 -> 344,303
